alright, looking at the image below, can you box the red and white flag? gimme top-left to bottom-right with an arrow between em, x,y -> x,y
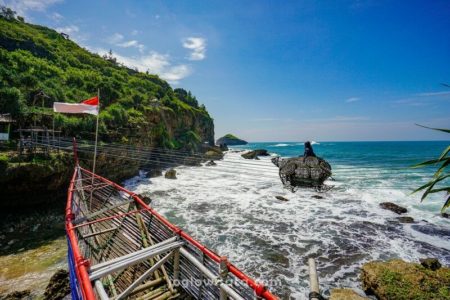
53,96 -> 99,116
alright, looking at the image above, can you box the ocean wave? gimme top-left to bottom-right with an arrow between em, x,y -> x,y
272,143 -> 291,147
125,152 -> 450,298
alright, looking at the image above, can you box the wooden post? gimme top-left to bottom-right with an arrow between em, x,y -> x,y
308,258 -> 320,300
92,88 -> 100,175
219,256 -> 229,300
173,247 -> 180,282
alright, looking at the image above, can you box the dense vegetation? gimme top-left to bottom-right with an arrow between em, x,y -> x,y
0,8 -> 214,149
223,134 -> 239,140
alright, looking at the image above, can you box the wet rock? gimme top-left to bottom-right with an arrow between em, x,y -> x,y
273,156 -> 332,188
396,216 -> 415,223
379,202 -> 407,214
44,269 -> 70,300
312,195 -> 324,199
361,259 -> 450,300
241,149 -> 269,159
218,143 -> 229,151
206,160 -> 217,166
441,212 -> 449,219
1,290 -> 31,299
204,150 -> 223,160
275,196 -> 289,201
138,194 -> 152,205
164,169 -> 177,179
330,289 -> 369,300
420,258 -> 441,271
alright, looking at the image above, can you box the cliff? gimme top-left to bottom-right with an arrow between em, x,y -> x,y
0,15 -> 214,148
0,13 -> 215,208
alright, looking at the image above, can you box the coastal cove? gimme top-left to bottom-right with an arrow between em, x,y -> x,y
124,141 -> 450,298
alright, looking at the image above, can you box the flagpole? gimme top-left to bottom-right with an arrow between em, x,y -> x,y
92,88 -> 100,175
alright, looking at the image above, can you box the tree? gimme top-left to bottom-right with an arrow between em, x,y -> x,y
0,87 -> 24,117
412,125 -> 450,213
0,6 -> 16,20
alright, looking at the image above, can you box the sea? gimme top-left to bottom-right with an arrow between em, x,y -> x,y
124,141 -> 450,299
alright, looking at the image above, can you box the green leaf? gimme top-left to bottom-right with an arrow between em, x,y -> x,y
415,124 -> 450,134
420,174 -> 450,201
411,180 -> 435,194
428,188 -> 450,200
441,195 -> 450,213
433,159 -> 450,178
438,145 -> 450,160
411,158 -> 440,168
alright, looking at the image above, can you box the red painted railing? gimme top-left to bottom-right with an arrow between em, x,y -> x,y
66,164 -> 278,299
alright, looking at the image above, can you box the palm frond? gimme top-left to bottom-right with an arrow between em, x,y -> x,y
415,124 -> 450,134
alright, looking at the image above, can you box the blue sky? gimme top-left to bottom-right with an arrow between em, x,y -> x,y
3,0 -> 450,141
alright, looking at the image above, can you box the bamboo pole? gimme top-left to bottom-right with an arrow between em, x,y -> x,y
308,258 -> 320,300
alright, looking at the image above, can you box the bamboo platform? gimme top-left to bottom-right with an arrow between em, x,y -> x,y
66,165 -> 278,300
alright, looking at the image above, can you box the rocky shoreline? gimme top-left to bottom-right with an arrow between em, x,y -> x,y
1,146 -> 449,299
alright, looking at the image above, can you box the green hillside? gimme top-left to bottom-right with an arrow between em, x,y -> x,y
0,11 -> 214,149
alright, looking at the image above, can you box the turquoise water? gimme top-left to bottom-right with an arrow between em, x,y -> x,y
233,140 -> 448,194
126,140 -> 450,298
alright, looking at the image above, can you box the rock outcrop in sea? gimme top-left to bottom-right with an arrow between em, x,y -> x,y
379,202 -> 407,214
272,156 -> 332,188
241,149 -> 269,159
216,134 -> 248,146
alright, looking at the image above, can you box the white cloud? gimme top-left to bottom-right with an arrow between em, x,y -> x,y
55,25 -> 79,35
332,115 -> 369,121
182,37 -> 207,61
415,91 -> 450,97
107,33 -> 145,53
131,30 -> 139,36
160,65 -> 191,83
107,33 -> 124,44
93,48 -> 191,83
345,97 -> 360,103
117,40 -> 145,53
50,11 -> 63,22
0,0 -> 63,16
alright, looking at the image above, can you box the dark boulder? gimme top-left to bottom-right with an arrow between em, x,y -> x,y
396,216 -> 415,223
44,269 -> 70,300
379,202 -> 407,214
275,196 -> 289,201
272,156 -> 332,188
312,195 -> 324,199
420,258 -> 441,271
241,149 -> 269,159
206,160 -> 217,166
165,169 -> 177,179
219,143 -> 229,151
204,150 -> 223,160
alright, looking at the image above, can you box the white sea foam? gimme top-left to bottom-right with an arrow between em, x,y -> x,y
273,143 -> 290,147
124,152 -> 450,299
